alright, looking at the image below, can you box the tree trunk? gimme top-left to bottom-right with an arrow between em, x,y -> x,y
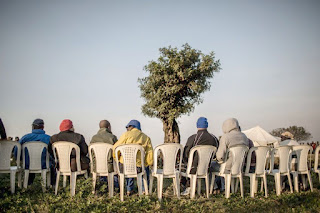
162,119 -> 180,143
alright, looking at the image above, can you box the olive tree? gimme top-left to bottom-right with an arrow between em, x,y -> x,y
138,43 -> 221,143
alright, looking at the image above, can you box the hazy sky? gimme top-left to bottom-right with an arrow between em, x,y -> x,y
1,0 -> 319,146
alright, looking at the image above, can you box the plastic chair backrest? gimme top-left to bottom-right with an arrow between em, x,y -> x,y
292,145 -> 312,172
52,141 -> 81,173
22,141 -> 49,170
0,141 -> 21,170
115,144 -> 145,175
245,146 -> 270,175
187,145 -> 216,176
271,146 -> 292,173
315,146 -> 320,171
89,143 -> 113,173
153,143 -> 183,175
225,145 -> 249,175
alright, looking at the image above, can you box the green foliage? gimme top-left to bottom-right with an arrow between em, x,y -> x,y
270,126 -> 312,141
138,43 -> 221,122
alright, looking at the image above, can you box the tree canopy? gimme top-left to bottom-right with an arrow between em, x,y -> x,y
138,43 -> 221,143
270,126 -> 312,141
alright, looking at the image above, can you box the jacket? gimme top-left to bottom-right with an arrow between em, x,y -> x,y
216,118 -> 249,171
90,128 -> 117,172
183,129 -> 219,174
113,128 -> 153,167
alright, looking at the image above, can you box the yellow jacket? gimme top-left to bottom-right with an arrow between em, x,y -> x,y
113,128 -> 153,167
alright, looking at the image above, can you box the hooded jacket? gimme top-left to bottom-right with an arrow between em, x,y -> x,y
216,118 -> 249,170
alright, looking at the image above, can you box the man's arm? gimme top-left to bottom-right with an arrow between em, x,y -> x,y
216,135 -> 227,163
79,135 -> 88,155
183,135 -> 195,164
145,137 -> 153,166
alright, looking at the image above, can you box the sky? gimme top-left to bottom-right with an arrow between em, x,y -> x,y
1,0 -> 319,146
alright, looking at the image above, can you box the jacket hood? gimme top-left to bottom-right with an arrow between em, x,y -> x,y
222,118 -> 240,133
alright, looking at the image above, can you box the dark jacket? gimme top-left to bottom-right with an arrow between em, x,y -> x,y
0,118 -> 7,140
183,129 -> 219,174
49,130 -> 88,162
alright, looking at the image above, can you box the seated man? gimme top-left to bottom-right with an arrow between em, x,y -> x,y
181,117 -> 219,195
49,119 -> 89,172
90,120 -> 117,177
18,119 -> 51,185
113,120 -> 153,195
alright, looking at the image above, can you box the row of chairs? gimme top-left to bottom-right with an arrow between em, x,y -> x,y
1,141 -> 320,201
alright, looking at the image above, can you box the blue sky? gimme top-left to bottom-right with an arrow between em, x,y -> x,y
1,0 -> 319,146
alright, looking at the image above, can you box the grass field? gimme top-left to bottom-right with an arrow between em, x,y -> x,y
1,171 -> 320,213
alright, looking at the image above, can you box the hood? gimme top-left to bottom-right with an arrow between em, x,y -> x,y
222,118 -> 240,133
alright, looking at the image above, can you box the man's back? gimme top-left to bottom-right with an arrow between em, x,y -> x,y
90,128 -> 117,145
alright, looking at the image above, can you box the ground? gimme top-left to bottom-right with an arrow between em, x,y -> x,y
0,172 -> 320,212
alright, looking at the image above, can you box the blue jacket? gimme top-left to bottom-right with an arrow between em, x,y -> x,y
19,129 -> 51,169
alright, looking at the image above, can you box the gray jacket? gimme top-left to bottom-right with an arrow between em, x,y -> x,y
216,118 -> 249,171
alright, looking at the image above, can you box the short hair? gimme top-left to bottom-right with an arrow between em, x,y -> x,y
99,120 -> 110,129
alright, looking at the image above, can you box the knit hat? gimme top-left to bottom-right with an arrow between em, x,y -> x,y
32,119 -> 44,127
126,120 -> 141,130
197,117 -> 208,128
59,119 -> 73,132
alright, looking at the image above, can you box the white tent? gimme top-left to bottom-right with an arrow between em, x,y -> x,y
242,126 -> 278,146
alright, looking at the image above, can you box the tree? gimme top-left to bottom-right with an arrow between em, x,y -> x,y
138,43 -> 221,143
270,126 -> 312,141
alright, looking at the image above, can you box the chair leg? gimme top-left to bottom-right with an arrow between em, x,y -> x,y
10,171 -> 16,194
287,174 -> 293,193
92,173 -> 97,194
260,178 -> 264,192
197,179 -> 201,195
108,173 -> 114,197
149,175 -> 154,195
235,178 -> 239,193
172,176 -> 177,196
24,170 -> 29,189
210,174 -> 215,194
143,173 -> 149,195
263,175 -> 268,198
47,171 -> 51,187
254,178 -> 258,193
190,175 -> 197,199
205,175 -> 210,198
137,175 -> 143,196
239,175 -> 244,198
55,171 -> 60,195
307,172 -> 313,192
41,170 -> 46,192
18,171 -> 22,188
63,175 -> 67,188
250,175 -> 256,198
302,175 -> 306,190
292,172 -> 299,192
275,174 -> 281,196
119,174 -> 124,201
175,173 -> 180,198
231,177 -> 235,193
225,174 -> 231,199
70,172 -> 77,196
157,175 -> 163,201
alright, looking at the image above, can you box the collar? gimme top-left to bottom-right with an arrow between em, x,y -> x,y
98,127 -> 112,134
32,129 -> 45,134
197,129 -> 208,133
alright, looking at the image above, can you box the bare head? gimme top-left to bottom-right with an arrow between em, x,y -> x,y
99,120 -> 111,131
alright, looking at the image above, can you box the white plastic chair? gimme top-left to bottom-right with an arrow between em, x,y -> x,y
114,144 -> 149,201
22,141 -> 50,192
89,143 -> 115,196
181,145 -> 216,199
211,145 -> 248,199
268,146 -> 293,196
149,143 -> 183,201
315,146 -> 320,182
244,146 -> 271,198
291,145 -> 313,192
0,141 -> 22,193
52,141 -> 88,196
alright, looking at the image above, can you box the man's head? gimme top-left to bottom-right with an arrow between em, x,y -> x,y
125,120 -> 141,131
281,131 -> 294,141
59,119 -> 74,132
32,119 -> 44,130
99,120 -> 111,131
197,117 -> 208,130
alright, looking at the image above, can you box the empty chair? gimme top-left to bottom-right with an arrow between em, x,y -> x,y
22,141 -> 50,192
211,145 -> 248,198
181,145 -> 216,199
244,146 -> 271,198
89,143 -> 115,196
52,141 -> 88,196
268,146 -> 293,196
0,141 -> 22,193
315,146 -> 320,182
149,143 -> 183,201
291,145 -> 313,192
114,144 -> 149,201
